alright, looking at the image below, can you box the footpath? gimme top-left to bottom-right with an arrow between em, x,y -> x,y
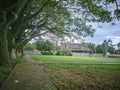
0,55 -> 56,90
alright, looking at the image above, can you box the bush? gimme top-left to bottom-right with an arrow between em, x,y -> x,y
56,50 -> 72,56
49,50 -> 54,55
41,50 -> 54,55
56,50 -> 62,56
63,50 -> 72,56
24,44 -> 35,51
0,66 -> 12,87
41,50 -> 48,55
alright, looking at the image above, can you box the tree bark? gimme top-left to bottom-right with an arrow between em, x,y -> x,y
0,26 -> 10,66
10,48 -> 17,60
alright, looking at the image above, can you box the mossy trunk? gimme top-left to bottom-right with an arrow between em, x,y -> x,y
0,26 -> 10,66
10,48 -> 17,60
15,47 -> 24,58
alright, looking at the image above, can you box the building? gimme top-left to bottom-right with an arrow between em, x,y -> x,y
61,42 -> 91,56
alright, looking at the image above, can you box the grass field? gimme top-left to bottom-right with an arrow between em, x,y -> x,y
41,64 -> 120,90
32,55 -> 120,63
32,55 -> 120,90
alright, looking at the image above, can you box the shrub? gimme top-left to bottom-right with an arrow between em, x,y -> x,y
41,50 -> 48,55
49,50 -> 54,55
56,50 -> 62,56
41,50 -> 54,55
56,50 -> 72,56
0,66 -> 12,87
63,50 -> 72,56
24,44 -> 35,51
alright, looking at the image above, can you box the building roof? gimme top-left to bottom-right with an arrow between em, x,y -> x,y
61,43 -> 91,52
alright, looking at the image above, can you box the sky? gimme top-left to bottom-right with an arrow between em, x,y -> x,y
72,0 -> 120,45
84,21 -> 120,45
31,21 -> 120,46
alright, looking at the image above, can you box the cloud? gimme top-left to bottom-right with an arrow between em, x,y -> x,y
85,21 -> 120,45
105,35 -> 120,44
105,36 -> 120,39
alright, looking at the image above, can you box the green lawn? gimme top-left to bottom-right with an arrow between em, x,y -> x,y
32,55 -> 120,63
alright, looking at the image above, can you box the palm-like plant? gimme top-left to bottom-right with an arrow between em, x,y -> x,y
102,39 -> 112,57
117,42 -> 120,54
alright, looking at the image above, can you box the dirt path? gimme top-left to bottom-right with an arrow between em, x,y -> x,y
0,55 -> 56,90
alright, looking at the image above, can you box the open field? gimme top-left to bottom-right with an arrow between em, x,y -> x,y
41,64 -> 120,90
32,55 -> 120,89
32,55 -> 120,63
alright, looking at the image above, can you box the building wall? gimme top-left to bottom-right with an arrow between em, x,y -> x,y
73,52 -> 103,57
90,54 -> 103,57
24,50 -> 41,55
73,52 -> 90,56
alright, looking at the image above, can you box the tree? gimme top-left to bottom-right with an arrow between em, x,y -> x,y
8,0 -> 98,60
96,45 -> 104,54
24,44 -> 35,51
36,40 -> 54,51
117,42 -> 120,54
7,0 -> 71,59
102,39 -> 112,57
84,42 -> 96,53
108,44 -> 115,54
0,0 -> 28,66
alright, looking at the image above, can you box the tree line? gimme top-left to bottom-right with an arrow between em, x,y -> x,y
85,40 -> 120,57
24,39 -> 120,57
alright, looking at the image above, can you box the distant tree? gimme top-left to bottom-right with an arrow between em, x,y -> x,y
102,39 -> 112,57
96,45 -> 104,54
43,40 -> 54,51
24,44 -> 35,51
108,44 -> 115,54
36,40 -> 44,51
36,40 -> 54,51
84,42 -> 96,53
117,42 -> 120,54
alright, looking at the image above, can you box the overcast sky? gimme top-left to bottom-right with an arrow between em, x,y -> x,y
84,21 -> 120,45
31,21 -> 120,45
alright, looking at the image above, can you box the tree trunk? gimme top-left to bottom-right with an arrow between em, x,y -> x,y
10,48 -> 17,60
21,47 -> 24,56
16,50 -> 21,58
0,27 -> 10,66
105,47 -> 108,58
